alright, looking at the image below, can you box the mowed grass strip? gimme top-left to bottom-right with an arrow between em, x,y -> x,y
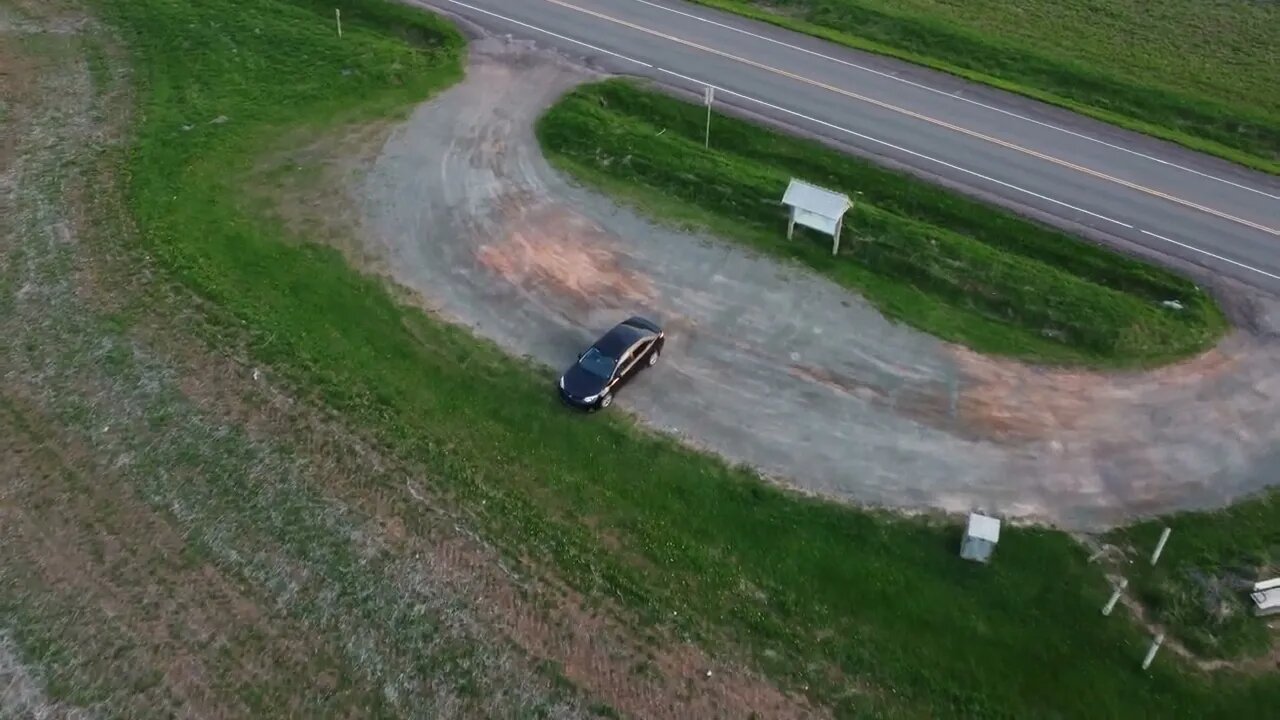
86,0 -> 1279,717
691,0 -> 1280,174
537,80 -> 1225,367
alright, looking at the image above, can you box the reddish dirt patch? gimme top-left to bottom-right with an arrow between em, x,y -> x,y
478,202 -> 656,309
951,340 -> 1246,441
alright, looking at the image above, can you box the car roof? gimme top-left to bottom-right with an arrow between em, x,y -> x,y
621,315 -> 661,333
594,322 -> 653,357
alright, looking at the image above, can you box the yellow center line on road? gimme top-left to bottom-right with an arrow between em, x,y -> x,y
542,0 -> 1280,238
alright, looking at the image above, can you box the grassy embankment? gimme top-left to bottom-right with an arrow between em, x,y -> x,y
692,0 -> 1280,174
8,0 -> 1262,716
538,80 -> 1225,367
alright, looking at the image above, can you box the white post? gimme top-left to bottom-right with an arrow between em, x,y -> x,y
1101,578 -> 1128,616
336,8 -> 342,38
1150,527 -> 1172,566
841,192 -> 861,254
832,217 -> 841,256
1141,633 -> 1165,670
703,85 -> 714,149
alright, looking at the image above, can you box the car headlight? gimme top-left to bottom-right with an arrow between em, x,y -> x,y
581,393 -> 599,403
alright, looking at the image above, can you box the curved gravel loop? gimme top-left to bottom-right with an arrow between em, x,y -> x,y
359,38 -> 1280,530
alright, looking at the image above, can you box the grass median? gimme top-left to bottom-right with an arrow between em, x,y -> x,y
691,0 -> 1280,174
537,80 -> 1226,367
45,0 -> 1273,716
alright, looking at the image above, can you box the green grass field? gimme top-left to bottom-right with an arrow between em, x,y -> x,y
693,0 -> 1280,174
5,0 -> 1263,716
537,80 -> 1225,367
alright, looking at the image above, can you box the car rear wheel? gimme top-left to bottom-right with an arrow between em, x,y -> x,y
600,393 -> 613,408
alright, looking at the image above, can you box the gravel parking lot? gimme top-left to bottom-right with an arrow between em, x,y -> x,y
357,37 -> 1280,530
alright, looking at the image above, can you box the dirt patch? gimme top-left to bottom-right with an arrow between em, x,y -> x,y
478,202 -> 657,310
951,341 -> 1246,440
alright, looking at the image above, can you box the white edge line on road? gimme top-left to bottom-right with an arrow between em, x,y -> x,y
436,1 -> 1276,283
442,0 -> 1114,225
1139,230 -> 1280,281
655,68 -> 1132,229
443,0 -> 652,68
628,0 -> 1280,201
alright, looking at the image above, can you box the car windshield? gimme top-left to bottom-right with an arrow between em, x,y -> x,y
577,347 -> 616,379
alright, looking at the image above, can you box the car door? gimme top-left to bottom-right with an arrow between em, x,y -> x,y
616,339 -> 652,385
605,345 -> 632,392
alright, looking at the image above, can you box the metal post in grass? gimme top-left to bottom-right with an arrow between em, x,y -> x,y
336,8 -> 343,38
1141,633 -> 1165,670
703,85 -> 714,149
1101,577 -> 1128,616
1150,527 -> 1172,566
842,191 -> 863,254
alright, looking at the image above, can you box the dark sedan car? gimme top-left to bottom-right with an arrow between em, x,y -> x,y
559,316 -> 665,410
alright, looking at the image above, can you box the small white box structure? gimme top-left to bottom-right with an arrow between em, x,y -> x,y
782,179 -> 852,255
960,513 -> 1001,564
1250,578 -> 1280,616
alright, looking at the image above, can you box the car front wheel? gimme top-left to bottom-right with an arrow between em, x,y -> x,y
600,393 -> 613,409
648,349 -> 659,366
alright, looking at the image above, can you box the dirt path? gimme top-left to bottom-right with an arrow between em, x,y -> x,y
356,37 -> 1280,530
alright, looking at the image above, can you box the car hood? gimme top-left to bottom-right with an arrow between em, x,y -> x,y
561,363 -> 608,399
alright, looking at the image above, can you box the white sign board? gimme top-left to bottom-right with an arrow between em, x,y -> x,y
781,179 -> 852,255
791,207 -> 839,236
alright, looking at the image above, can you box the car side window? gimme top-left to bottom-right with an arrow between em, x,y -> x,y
620,339 -> 649,376
613,347 -> 633,378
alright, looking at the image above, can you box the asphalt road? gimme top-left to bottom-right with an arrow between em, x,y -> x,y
419,0 -> 1280,293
